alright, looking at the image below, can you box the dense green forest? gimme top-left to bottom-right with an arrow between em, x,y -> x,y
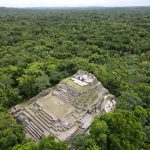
0,7 -> 150,150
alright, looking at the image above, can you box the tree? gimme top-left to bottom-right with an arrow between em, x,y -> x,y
0,112 -> 24,150
0,7 -> 150,150
71,134 -> 101,150
90,121 -> 108,149
90,110 -> 144,150
17,75 -> 36,98
34,75 -> 50,92
12,141 -> 38,150
0,88 -> 22,108
118,91 -> 143,110
134,106 -> 148,123
38,136 -> 68,150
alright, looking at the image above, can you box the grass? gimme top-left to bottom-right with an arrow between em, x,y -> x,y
62,77 -> 83,91
73,90 -> 98,108
19,100 -> 28,107
62,77 -> 89,92
37,93 -> 75,119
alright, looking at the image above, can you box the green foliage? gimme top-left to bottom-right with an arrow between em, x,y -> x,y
12,141 -> 38,150
90,110 -> 144,150
71,134 -> 101,150
73,107 -> 150,150
38,136 -> 68,150
17,75 -> 37,98
73,109 -> 147,150
12,136 -> 68,150
134,106 -> 148,123
0,7 -> 150,149
0,8 -> 149,109
0,112 -> 24,150
0,88 -> 22,108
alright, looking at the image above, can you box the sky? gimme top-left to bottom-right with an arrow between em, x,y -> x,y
0,0 -> 150,8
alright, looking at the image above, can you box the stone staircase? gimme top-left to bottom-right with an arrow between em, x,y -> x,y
22,108 -> 50,141
57,84 -> 81,103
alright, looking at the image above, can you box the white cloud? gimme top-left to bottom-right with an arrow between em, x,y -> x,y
0,0 -> 150,7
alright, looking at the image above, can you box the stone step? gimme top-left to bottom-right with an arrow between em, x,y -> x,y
36,113 -> 52,129
38,112 -> 52,124
31,109 -> 51,127
23,108 -> 49,132
25,119 -> 44,136
25,126 -> 39,141
77,128 -> 84,134
27,123 -> 41,139
41,110 -> 53,121
29,121 -> 44,136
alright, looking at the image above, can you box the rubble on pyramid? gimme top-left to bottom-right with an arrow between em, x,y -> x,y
10,70 -> 116,142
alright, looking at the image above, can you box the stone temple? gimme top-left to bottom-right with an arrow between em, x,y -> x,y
10,70 -> 116,142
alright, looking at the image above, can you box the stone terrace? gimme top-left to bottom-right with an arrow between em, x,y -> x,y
10,70 -> 116,142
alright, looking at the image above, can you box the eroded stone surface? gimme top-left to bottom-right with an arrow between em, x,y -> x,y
10,70 -> 116,142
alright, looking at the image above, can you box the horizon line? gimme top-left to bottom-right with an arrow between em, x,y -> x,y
1,5 -> 150,9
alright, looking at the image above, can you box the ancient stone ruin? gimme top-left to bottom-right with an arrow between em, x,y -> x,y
10,70 -> 116,142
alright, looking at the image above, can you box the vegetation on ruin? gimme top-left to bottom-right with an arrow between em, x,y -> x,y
0,7 -> 150,149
